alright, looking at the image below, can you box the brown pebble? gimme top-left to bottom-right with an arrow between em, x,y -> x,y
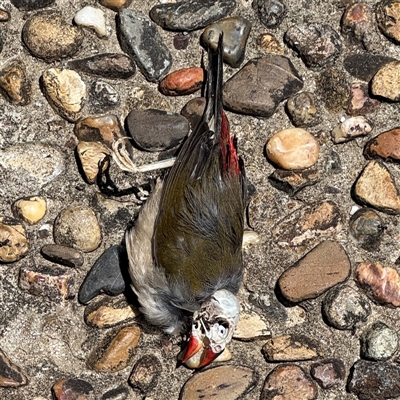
278,241 -> 351,303
261,364 -> 318,400
356,262 -> 400,307
99,0 -> 132,12
310,359 -> 346,389
52,378 -> 95,400
128,355 -> 161,393
0,9 -> 10,22
0,217 -> 29,262
371,61 -> 400,101
364,128 -> 400,162
41,243 -> 84,268
376,0 -> 400,44
89,325 -> 141,372
76,141 -> 110,184
341,2 -> 372,42
262,334 -> 321,362
257,33 -> 284,54
173,33 -> 190,50
159,67 -> 204,96
0,60 -> 32,106
12,195 -> 46,224
347,82 -> 380,116
181,97 -> 206,130
0,348 -> 28,388
233,311 -> 271,340
268,168 -> 319,196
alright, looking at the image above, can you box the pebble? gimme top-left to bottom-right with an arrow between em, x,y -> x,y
84,295 -> 139,328
52,378 -> 95,400
42,68 -> 86,122
0,348 -> 28,387
316,68 -> 348,112
88,325 -> 141,372
371,61 -> 400,101
0,8 -> 10,22
253,0 -> 287,29
347,359 -> 400,400
361,321 -> 399,361
273,201 -> 342,247
173,33 -> 190,50
344,53 -> 396,82
257,33 -> 285,54
118,10 -> 172,82
364,127 -> 400,162
285,23 -> 342,68
266,128 -> 319,170
347,82 -> 381,115
67,53 -> 136,80
74,6 -> 111,38
22,11 -> 84,62
286,92 -> 318,127
261,365 -> 317,400
223,54 -> 303,117
310,359 -> 346,389
349,207 -> 384,251
278,241 -> 350,303
0,217 -> 29,262
19,263 -> 76,302
159,67 -> 204,96
331,116 -> 372,144
149,0 -> 236,32
99,0 -> 132,12
0,142 -> 65,195
268,168 -> 319,196
12,195 -> 46,224
201,16 -> 252,68
341,2 -> 372,43
356,262 -> 400,307
76,141 -> 111,184
101,387 -> 130,400
126,109 -> 189,151
233,311 -> 271,340
41,243 -> 84,268
128,355 -> 161,393
90,80 -> 120,111
78,245 -> 127,304
262,334 -> 321,361
376,0 -> 400,44
354,160 -> 400,214
0,59 -> 32,106
54,206 -> 101,252
322,285 -> 371,330
11,0 -> 54,10
179,365 -> 257,400
181,97 -> 206,130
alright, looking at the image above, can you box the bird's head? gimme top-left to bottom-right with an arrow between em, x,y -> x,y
182,289 -> 240,368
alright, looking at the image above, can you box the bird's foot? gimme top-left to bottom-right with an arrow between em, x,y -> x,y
112,138 -> 176,173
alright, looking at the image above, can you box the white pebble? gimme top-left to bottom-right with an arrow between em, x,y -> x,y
74,6 -> 111,38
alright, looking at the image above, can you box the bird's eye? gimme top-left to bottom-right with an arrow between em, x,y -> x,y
217,325 -> 227,338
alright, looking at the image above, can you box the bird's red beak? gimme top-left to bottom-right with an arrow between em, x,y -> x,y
182,333 -> 203,363
197,347 -> 220,368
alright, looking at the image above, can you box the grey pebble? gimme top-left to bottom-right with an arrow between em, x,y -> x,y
252,0 -> 287,29
101,386 -> 130,400
181,97 -> 206,131
41,243 -> 84,268
286,91 -> 318,127
361,321 -> 399,361
118,10 -> 172,82
90,80 -> 120,111
322,285 -> 371,330
149,0 -> 236,32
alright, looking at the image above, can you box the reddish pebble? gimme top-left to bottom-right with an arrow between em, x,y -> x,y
364,128 -> 400,162
52,378 -> 95,400
356,262 -> 400,306
159,67 -> 204,96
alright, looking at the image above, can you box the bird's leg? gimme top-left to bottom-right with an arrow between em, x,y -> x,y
112,138 -> 176,173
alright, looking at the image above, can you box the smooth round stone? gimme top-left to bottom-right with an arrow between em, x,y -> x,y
361,321 -> 399,361
11,0 -> 54,10
90,80 -> 120,111
376,0 -> 400,43
331,116 -> 372,144
349,208 -> 384,251
266,128 -> 319,170
285,23 -> 342,68
322,285 -> 371,330
99,0 -> 132,11
41,243 -> 84,268
126,109 -> 189,151
12,195 -> 47,224
0,60 -> 32,106
261,365 -> 317,400
22,11 -> 83,62
149,0 -> 236,32
372,61 -> 400,101
128,355 -> 161,393
101,387 -> 130,400
253,0 -> 287,29
118,10 -> 172,82
347,82 -> 381,116
0,217 -> 29,263
0,349 -> 28,388
364,128 -> 400,162
310,359 -> 346,389
42,68 -> 86,122
54,206 -> 101,252
52,379 -> 94,400
201,16 -> 252,68
74,6 -> 110,38
76,141 -> 110,184
286,92 -> 318,127
159,67 -> 204,96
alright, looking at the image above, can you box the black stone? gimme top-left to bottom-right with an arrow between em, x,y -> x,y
67,53 -> 136,80
90,80 -> 120,112
344,54 -> 397,82
126,109 -> 189,152
252,0 -> 286,29
347,360 -> 400,400
41,243 -> 84,268
11,0 -> 55,10
102,386 -> 130,400
118,10 -> 172,82
78,245 -> 128,304
0,349 -> 28,387
316,68 -> 348,113
268,168 -> 319,196
149,0 -> 236,32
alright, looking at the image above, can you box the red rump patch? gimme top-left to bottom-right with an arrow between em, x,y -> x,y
220,111 -> 240,175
